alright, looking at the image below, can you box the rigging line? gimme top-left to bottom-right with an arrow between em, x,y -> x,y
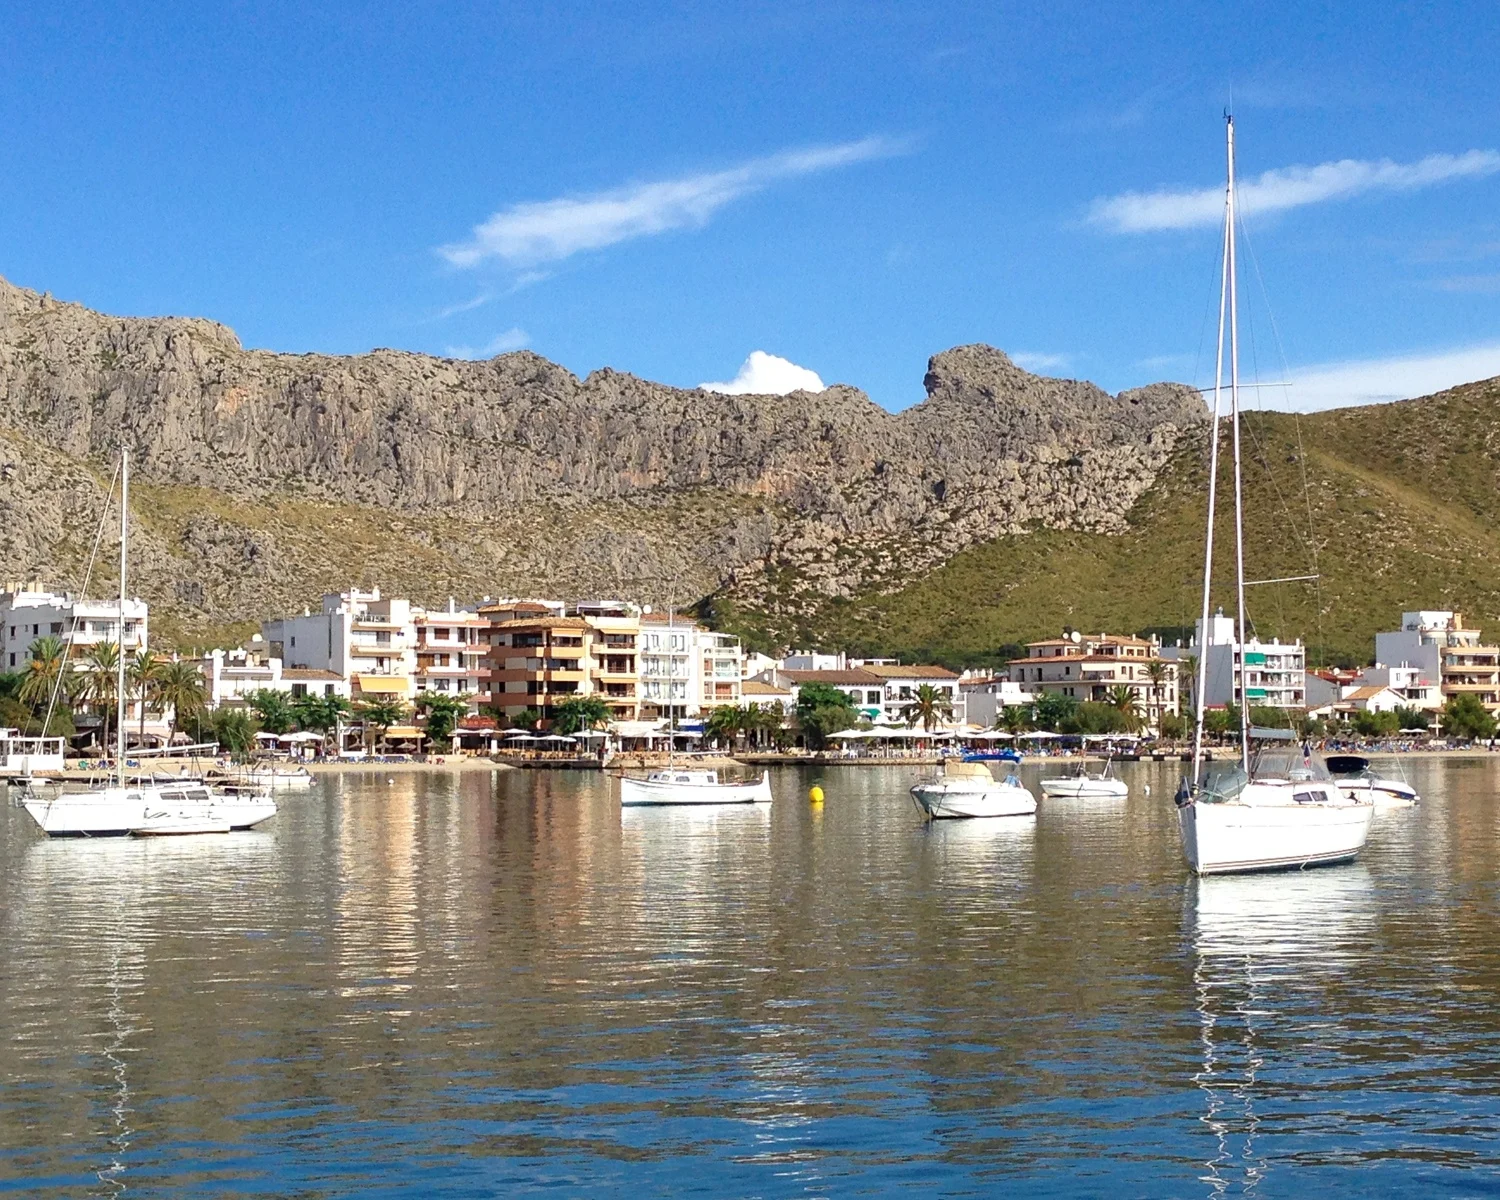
42,459 -> 122,736
1238,208 -> 1326,667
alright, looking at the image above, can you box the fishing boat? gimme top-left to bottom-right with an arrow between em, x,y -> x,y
1174,116 -> 1373,875
910,759 -> 1037,819
1325,755 -> 1419,808
619,769 -> 772,806
1039,759 -> 1129,799
229,763 -> 314,791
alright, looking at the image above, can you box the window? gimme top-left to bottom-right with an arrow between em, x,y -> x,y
50,622 -> 62,635
7,653 -> 12,667
290,635 -> 297,648
291,683 -> 308,698
324,684 -> 335,697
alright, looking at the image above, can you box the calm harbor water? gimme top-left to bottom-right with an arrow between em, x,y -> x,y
2,758 -> 1500,1197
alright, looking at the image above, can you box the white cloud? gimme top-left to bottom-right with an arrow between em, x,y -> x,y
440,136 -> 906,268
1248,342 -> 1500,412
700,351 -> 826,396
422,292 -> 492,323
445,327 -> 530,360
1011,351 -> 1071,373
1090,149 -> 1500,234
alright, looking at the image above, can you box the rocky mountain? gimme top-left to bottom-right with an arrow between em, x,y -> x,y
0,276 -> 1206,648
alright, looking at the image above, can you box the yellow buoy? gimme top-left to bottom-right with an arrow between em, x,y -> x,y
809,784 -> 824,804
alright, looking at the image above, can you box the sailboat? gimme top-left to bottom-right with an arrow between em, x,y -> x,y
617,605 -> 771,807
19,451 -> 275,836
1174,116 -> 1373,875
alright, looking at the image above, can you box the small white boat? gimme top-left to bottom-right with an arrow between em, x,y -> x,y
911,760 -> 1037,819
1039,760 -> 1129,799
619,769 -> 772,807
22,784 -> 153,838
1325,755 -> 1418,808
242,764 -> 314,791
1177,743 -> 1374,875
21,779 -> 275,836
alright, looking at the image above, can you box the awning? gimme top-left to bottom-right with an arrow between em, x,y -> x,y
357,674 -> 413,696
385,725 -> 424,739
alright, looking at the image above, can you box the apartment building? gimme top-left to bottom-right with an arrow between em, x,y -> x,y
1012,630 -> 1180,727
263,588 -> 417,703
0,583 -> 148,670
860,663 -> 962,724
413,603 -> 488,702
198,648 -> 350,708
765,668 -> 886,720
1375,610 -> 1500,713
482,604 -> 593,720
577,600 -> 642,722
1180,612 -> 1304,712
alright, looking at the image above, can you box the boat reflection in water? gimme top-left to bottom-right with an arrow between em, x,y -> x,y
10,834 -> 278,1192
1186,866 -> 1376,1197
920,810 -> 1036,892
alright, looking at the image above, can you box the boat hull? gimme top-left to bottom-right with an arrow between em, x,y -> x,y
1039,777 -> 1129,799
1335,778 -> 1418,808
23,794 -> 143,838
1178,791 -> 1374,875
911,781 -> 1037,819
619,773 -> 772,806
247,770 -> 313,791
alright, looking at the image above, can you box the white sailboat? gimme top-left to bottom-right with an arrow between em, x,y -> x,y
1174,116 -> 1373,875
910,759 -> 1037,819
20,451 -> 275,837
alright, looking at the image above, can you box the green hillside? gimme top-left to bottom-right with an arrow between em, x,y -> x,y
711,378 -> 1500,668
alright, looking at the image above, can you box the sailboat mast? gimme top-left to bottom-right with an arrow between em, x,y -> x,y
116,448 -> 129,787
1191,122 -> 1234,786
1225,116 -> 1251,773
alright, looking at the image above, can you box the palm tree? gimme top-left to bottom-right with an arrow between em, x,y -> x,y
1106,685 -> 1142,733
80,641 -> 122,751
1180,654 -> 1199,714
356,697 -> 408,753
18,635 -> 68,710
705,704 -> 749,749
128,648 -> 165,748
995,704 -> 1031,735
155,660 -> 208,740
1143,659 -> 1171,730
900,684 -> 954,733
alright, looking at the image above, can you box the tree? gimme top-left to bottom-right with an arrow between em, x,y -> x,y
1061,701 -> 1130,735
128,648 -> 164,747
1144,659 -> 1172,728
1393,706 -> 1430,732
356,697 -> 409,752
18,635 -> 68,711
509,707 -> 543,731
244,688 -> 296,735
156,660 -> 208,738
551,695 -> 610,736
1105,685 -> 1142,732
208,706 -> 259,755
1032,691 -> 1078,732
995,704 -> 1032,735
705,703 -> 749,748
745,703 -> 784,750
291,693 -> 352,752
1353,709 -> 1400,738
1180,654 -> 1200,712
80,641 -> 122,751
415,691 -> 472,746
1159,712 -> 1187,740
900,683 -> 954,733
1441,693 -> 1496,742
795,683 -> 858,750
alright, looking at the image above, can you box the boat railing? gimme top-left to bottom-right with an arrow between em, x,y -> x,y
1197,764 -> 1249,804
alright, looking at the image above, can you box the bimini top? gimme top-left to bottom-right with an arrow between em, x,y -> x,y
943,760 -> 996,780
1248,726 -> 1297,741
1325,755 -> 1372,776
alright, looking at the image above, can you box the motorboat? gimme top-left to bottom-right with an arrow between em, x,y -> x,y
228,764 -> 313,791
1039,759 -> 1128,799
1178,736 -> 1374,874
619,769 -> 772,807
1174,116 -> 1374,876
1324,754 -> 1418,808
910,759 -> 1037,819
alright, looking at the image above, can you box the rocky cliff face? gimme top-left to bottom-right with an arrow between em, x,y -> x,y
0,276 -> 1205,644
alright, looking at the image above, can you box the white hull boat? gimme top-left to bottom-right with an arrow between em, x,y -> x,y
1325,755 -> 1418,808
23,786 -> 149,838
911,760 -> 1037,819
21,780 -> 276,836
244,766 -> 313,791
619,769 -> 772,807
1178,774 -> 1374,875
1039,773 -> 1128,800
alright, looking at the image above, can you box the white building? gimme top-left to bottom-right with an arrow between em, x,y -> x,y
1190,611 -> 1306,710
198,648 -> 350,708
960,674 -> 1039,729
263,588 -> 417,704
413,601 -> 488,703
860,663 -> 963,724
1375,610 -> 1500,713
0,584 -> 148,671
695,629 -> 744,712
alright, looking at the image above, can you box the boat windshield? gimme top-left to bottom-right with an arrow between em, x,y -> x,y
1200,764 -> 1248,802
1252,747 -> 1330,783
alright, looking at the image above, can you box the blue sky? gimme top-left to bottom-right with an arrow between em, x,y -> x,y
4,2 -> 1499,411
